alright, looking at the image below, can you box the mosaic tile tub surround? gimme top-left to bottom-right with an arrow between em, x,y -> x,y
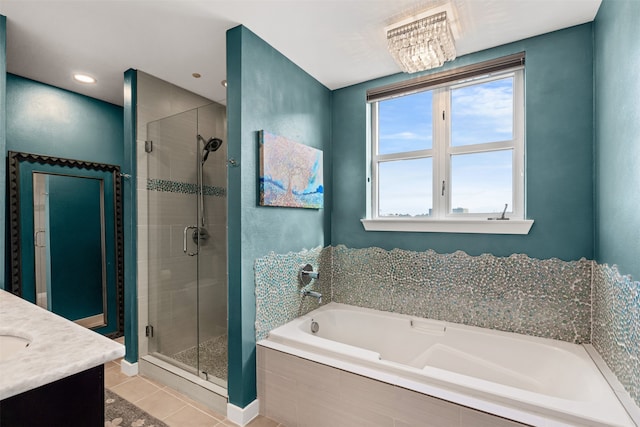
593,263 -> 640,406
254,246 -> 331,341
330,246 -> 592,343
254,245 -> 640,408
255,245 -> 592,343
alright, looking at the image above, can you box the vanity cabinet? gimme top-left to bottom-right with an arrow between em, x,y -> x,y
0,365 -> 104,426
0,290 -> 124,427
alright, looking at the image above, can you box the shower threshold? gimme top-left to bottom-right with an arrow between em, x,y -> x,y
139,353 -> 228,415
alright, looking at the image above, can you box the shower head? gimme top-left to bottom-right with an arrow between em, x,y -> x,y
199,136 -> 223,163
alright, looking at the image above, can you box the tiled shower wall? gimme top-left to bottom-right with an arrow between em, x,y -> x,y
136,71 -> 227,357
255,245 -> 640,407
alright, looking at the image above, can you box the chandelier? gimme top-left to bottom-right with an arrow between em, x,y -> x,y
387,11 -> 457,73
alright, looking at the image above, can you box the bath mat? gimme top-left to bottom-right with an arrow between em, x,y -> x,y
105,389 -> 169,427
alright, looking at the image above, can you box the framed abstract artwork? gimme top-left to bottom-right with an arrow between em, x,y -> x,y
259,130 -> 323,209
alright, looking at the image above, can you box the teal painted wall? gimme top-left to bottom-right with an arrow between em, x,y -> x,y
1,15 -> 6,286
594,0 -> 640,280
47,175 -> 105,320
332,24 -> 594,261
122,69 -> 138,363
226,25 -> 332,407
6,74 -> 123,165
4,74 -> 124,297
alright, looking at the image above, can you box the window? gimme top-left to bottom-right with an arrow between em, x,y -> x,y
363,53 -> 533,234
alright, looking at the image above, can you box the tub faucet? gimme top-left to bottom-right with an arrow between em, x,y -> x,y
302,289 -> 322,304
301,270 -> 320,280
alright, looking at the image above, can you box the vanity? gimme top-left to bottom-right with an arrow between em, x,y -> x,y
0,289 -> 125,426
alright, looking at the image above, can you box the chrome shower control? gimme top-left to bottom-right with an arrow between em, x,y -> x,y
299,264 -> 319,285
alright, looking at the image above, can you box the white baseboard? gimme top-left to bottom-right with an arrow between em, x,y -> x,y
120,359 -> 139,376
226,399 -> 259,426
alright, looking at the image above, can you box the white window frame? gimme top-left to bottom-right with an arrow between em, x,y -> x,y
362,67 -> 533,234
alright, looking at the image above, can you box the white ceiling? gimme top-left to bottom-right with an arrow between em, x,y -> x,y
0,0 -> 601,107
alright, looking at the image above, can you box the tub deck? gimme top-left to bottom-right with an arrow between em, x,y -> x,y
261,302 -> 634,427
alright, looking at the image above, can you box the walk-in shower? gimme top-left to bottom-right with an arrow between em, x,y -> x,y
144,102 -> 228,390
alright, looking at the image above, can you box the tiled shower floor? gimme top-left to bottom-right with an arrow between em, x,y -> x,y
172,334 -> 228,382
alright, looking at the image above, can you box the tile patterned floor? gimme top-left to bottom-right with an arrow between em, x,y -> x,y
172,334 -> 228,382
105,358 -> 282,427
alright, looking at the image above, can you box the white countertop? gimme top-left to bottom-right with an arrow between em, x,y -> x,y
0,289 -> 125,400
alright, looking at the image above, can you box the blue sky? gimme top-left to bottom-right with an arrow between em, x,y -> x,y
378,77 -> 513,216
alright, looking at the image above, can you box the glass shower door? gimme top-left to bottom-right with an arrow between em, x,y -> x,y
146,108 -> 199,378
146,103 -> 227,388
193,102 -> 228,386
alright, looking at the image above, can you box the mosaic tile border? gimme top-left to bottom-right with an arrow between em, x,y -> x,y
147,178 -> 226,197
592,263 -> 640,407
254,246 -> 331,341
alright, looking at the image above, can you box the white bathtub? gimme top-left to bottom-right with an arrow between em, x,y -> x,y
260,302 -> 634,427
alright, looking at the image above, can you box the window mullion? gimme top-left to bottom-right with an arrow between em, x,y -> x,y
370,102 -> 379,219
432,88 -> 449,219
443,88 -> 452,218
449,140 -> 514,155
376,149 -> 433,162
513,70 -> 525,219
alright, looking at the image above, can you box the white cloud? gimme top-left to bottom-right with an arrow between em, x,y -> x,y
451,78 -> 514,145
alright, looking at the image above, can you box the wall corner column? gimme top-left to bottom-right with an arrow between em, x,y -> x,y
123,68 -> 138,363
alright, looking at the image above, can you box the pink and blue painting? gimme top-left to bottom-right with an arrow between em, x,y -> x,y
259,130 -> 324,209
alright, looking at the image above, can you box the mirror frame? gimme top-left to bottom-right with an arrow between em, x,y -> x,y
8,151 -> 125,339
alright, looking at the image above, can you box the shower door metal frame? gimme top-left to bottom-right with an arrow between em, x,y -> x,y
145,106 -> 227,388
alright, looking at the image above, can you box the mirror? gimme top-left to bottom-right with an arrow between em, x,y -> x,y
8,151 -> 124,338
33,173 -> 107,328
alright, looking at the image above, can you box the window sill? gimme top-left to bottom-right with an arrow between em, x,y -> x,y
360,218 -> 534,235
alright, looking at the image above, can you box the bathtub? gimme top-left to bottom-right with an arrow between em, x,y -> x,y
260,302 -> 634,427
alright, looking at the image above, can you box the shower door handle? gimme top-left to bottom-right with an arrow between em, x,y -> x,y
183,226 -> 198,256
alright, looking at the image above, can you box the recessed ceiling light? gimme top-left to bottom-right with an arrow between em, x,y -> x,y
192,73 -> 201,78
73,73 -> 96,84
